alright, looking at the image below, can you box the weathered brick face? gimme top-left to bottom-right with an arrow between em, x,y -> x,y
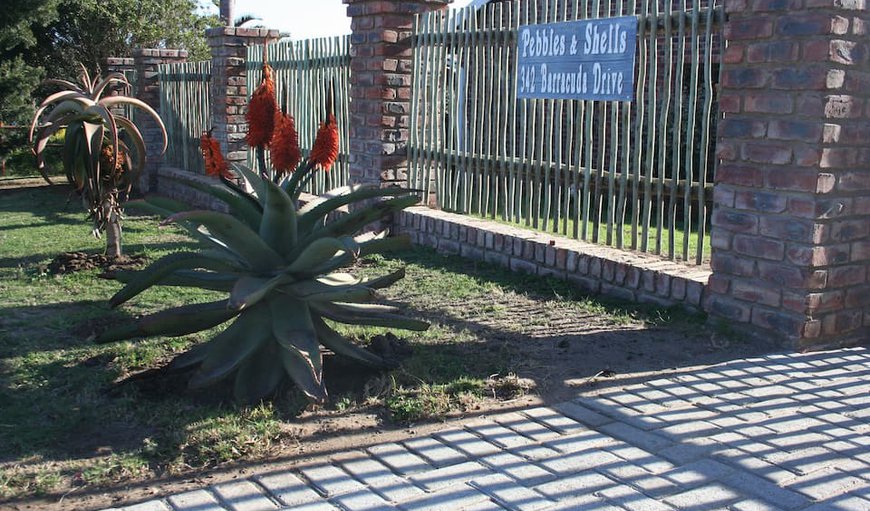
132,49 -> 188,193
343,0 -> 450,193
709,0 -> 870,348
206,27 -> 281,166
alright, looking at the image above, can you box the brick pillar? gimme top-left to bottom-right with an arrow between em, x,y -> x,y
104,57 -> 135,114
707,0 -> 870,349
343,0 -> 451,191
207,27 -> 281,168
132,49 -> 188,193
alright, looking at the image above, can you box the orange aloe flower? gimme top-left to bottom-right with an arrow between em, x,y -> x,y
309,114 -> 339,172
200,130 -> 229,178
245,63 -> 278,149
270,110 -> 301,174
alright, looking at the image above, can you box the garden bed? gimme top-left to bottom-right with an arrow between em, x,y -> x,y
0,183 -> 779,510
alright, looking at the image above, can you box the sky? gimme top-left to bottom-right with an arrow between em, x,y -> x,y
200,0 -> 476,40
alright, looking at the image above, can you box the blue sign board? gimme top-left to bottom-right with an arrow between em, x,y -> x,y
516,16 -> 637,102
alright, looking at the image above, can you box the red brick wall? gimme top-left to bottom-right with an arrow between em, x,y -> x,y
206,27 -> 281,166
343,0 -> 450,191
132,49 -> 188,193
707,0 -> 869,348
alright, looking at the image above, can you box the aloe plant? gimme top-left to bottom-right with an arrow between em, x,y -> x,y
99,163 -> 427,403
29,64 -> 167,258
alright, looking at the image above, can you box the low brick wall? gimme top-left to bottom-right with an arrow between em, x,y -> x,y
154,165 -> 709,312
395,207 -> 711,311
155,167 -> 229,212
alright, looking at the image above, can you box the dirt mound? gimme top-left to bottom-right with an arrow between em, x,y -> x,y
48,251 -> 148,276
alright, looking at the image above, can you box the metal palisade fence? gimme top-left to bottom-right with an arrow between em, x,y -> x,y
408,0 -> 723,265
158,61 -> 211,175
247,36 -> 351,195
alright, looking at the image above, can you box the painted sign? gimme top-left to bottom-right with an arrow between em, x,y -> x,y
516,16 -> 637,102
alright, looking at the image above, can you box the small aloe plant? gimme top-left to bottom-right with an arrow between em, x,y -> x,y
29,64 -> 167,257
99,111 -> 426,403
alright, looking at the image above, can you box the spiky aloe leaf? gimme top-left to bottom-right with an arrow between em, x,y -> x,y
97,300 -> 238,343
100,96 -> 167,154
187,302 -> 272,388
285,237 -> 350,274
170,174 -> 263,232
297,186 -> 418,236
166,340 -> 212,371
114,115 -> 146,174
312,315 -> 390,368
310,236 -> 412,276
236,342 -> 287,403
111,252 -> 238,307
163,210 -> 283,271
259,177 -> 297,257
230,162 -> 266,201
126,196 -> 191,217
293,196 -> 419,259
221,175 -> 264,214
361,268 -> 406,289
312,302 -> 430,331
270,295 -> 327,402
283,279 -> 375,303
114,269 -> 238,292
228,274 -> 294,311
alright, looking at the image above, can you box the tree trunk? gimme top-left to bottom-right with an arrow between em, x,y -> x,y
220,0 -> 235,26
103,196 -> 122,259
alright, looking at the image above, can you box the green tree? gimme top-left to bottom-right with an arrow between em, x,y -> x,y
1,0 -> 217,125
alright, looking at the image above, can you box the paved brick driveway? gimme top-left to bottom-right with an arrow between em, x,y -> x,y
108,347 -> 870,511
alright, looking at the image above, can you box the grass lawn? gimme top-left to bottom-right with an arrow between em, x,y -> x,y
0,180 -> 736,503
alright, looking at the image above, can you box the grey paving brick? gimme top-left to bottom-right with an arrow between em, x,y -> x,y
403,436 -> 467,467
783,467 -> 870,501
339,457 -> 424,504
479,452 -> 555,486
598,483 -> 676,511
661,459 -> 735,488
521,406 -> 587,435
539,494 -> 620,511
467,422 -> 536,450
600,421 -> 673,452
398,484 -> 490,511
601,463 -> 680,498
729,499 -> 783,511
711,448 -> 798,485
493,412 -> 561,442
542,428 -> 619,454
212,481 -> 279,511
300,464 -> 366,498
469,473 -> 552,511
555,400 -> 613,427
284,502 -> 340,511
409,461 -> 492,492
540,448 -> 622,475
119,501 -> 172,511
256,471 -> 323,507
168,490 -> 224,511
367,444 -> 432,476
656,443 -> 713,465
509,443 -> 561,461
662,483 -> 741,510
720,470 -> 810,509
436,429 -> 502,458
534,471 -> 616,500
330,488 -> 392,511
607,445 -> 676,474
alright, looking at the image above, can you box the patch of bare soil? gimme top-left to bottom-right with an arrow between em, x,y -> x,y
47,251 -> 148,276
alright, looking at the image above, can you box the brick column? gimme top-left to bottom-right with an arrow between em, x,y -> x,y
343,0 -> 451,191
207,27 -> 280,167
707,0 -> 870,349
132,49 -> 188,193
